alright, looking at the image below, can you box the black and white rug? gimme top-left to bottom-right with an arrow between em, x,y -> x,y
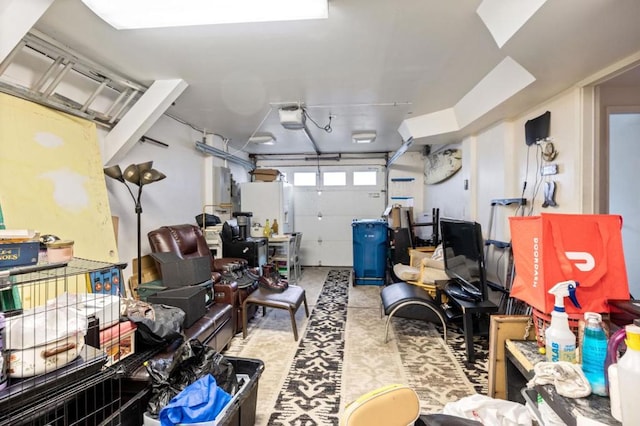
267,269 -> 350,426
224,268 -> 488,426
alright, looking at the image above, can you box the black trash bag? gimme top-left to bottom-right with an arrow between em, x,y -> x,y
126,303 -> 185,351
145,339 -> 238,417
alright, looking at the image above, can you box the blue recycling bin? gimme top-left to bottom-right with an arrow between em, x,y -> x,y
352,219 -> 388,285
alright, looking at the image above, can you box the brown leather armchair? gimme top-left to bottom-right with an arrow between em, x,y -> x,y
147,224 -> 258,333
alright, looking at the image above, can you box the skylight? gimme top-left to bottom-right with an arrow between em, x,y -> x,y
81,0 -> 329,30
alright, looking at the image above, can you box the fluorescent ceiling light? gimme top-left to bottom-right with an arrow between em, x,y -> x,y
249,134 -> 276,145
352,132 -> 376,144
81,0 -> 329,30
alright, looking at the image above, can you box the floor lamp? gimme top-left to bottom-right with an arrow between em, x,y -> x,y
104,161 -> 166,286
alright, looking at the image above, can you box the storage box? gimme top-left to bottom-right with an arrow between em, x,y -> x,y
250,168 -> 281,182
0,241 -> 39,269
100,321 -> 136,367
136,280 -> 167,301
150,252 -> 211,288
88,267 -> 124,295
148,286 -> 206,328
130,255 -> 161,287
143,356 -> 264,426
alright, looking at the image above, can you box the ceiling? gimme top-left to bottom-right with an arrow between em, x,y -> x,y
33,0 -> 640,157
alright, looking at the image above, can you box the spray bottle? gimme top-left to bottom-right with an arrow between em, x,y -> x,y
545,280 -> 581,363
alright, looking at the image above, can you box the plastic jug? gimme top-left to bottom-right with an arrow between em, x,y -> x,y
581,312 -> 608,396
606,323 -> 640,424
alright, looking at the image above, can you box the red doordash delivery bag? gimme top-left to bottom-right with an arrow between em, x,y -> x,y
509,213 -> 629,314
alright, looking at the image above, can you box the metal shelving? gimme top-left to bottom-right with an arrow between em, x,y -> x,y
0,258 -> 127,425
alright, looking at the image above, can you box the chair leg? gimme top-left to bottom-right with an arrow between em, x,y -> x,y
242,300 -> 249,339
303,295 -> 309,317
289,306 -> 299,341
384,316 -> 393,343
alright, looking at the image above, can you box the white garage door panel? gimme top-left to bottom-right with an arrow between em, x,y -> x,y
292,191 -> 319,215
277,165 -> 386,267
317,191 -> 384,216
308,240 -> 353,266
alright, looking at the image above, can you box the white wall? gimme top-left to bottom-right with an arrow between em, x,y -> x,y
387,151 -> 425,219
97,115 -> 250,282
424,88 -> 591,286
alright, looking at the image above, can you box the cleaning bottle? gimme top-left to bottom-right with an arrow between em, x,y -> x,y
545,280 -> 581,363
617,324 -> 640,425
581,312 -> 608,396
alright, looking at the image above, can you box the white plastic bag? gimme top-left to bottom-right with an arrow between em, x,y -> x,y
5,297 -> 87,350
442,394 -> 532,426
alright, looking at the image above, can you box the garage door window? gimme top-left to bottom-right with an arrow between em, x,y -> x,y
353,170 -> 377,186
323,171 -> 346,186
293,172 -> 317,186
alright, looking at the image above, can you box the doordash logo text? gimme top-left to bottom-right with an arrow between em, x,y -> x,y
532,237 -> 539,288
531,237 -> 596,288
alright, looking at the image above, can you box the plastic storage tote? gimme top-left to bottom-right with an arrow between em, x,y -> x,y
352,219 -> 388,286
143,356 -> 264,426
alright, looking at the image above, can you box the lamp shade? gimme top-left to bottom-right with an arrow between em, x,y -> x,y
137,161 -> 154,173
141,169 -> 166,186
122,164 -> 141,185
103,165 -> 124,182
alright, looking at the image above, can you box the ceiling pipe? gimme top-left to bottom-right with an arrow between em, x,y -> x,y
302,125 -> 321,155
195,141 -> 255,170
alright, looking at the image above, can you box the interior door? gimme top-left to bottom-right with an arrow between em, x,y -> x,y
608,111 -> 640,298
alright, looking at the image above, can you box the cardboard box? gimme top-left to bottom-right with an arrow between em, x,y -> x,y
100,321 -> 136,367
0,241 -> 39,269
251,168 -> 281,182
150,252 -> 211,287
148,286 -> 206,328
129,255 -> 161,288
389,206 -> 413,229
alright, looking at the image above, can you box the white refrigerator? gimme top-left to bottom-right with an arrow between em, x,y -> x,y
240,181 -> 294,234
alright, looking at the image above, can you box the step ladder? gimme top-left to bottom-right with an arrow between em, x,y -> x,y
0,29 -> 147,128
484,198 -> 527,314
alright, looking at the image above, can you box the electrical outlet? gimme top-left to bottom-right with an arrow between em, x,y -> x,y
541,163 -> 558,176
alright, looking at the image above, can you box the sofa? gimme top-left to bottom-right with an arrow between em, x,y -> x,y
147,224 -> 259,333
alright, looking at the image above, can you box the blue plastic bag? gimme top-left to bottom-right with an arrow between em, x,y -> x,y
159,374 -> 232,425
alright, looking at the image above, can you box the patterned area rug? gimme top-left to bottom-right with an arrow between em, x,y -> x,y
268,269 -> 350,425
224,268 -> 489,426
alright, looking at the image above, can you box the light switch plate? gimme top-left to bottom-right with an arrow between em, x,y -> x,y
541,163 -> 558,176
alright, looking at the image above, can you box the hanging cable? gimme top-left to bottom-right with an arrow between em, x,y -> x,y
226,106 -> 274,157
302,107 -> 333,133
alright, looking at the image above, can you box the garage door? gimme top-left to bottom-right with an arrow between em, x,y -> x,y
280,165 -> 386,267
